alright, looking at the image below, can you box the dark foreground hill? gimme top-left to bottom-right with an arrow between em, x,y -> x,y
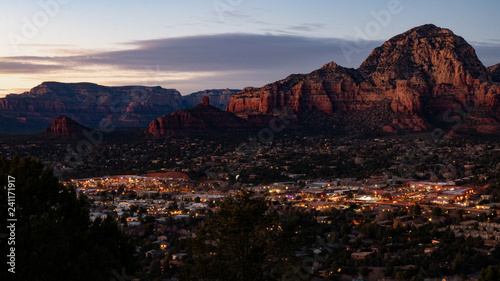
148,96 -> 254,136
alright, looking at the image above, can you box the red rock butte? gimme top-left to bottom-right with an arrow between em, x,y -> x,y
42,115 -> 88,137
201,96 -> 210,106
148,96 -> 253,136
226,24 -> 500,135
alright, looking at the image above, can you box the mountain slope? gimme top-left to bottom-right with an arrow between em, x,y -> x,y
148,96 -> 254,136
0,82 -> 184,130
0,82 -> 240,134
488,64 -> 500,83
227,24 -> 500,135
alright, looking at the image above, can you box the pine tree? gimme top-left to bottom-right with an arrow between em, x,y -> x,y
187,190 -> 310,281
0,156 -> 135,281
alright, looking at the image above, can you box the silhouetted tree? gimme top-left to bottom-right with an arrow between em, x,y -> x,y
432,206 -> 443,217
187,190 -> 308,281
410,203 -> 422,216
0,156 -> 135,281
479,265 -> 500,281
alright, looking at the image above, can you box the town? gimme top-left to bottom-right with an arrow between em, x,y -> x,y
66,171 -> 500,280
1,132 -> 491,280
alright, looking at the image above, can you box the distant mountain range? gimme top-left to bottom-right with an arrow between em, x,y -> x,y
2,24 -> 499,137
0,82 -> 239,134
40,96 -> 253,138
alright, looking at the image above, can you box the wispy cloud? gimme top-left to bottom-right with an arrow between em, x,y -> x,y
0,59 -> 67,74
2,33 -> 376,72
286,23 -> 327,32
0,34 -> 379,93
2,34 -> 499,95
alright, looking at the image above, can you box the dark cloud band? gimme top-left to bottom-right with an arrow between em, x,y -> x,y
0,34 -> 498,91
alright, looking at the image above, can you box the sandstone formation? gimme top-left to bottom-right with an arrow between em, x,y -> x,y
0,83 -> 239,134
182,89 -> 240,110
148,97 -> 254,136
42,115 -> 89,137
201,96 -> 210,106
227,24 -> 500,135
0,82 -> 184,131
488,64 -> 500,83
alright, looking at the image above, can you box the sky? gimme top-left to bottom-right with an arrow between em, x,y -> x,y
1,0 -> 500,97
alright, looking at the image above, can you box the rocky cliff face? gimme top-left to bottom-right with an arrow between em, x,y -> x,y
0,82 -> 184,131
42,115 -> 89,137
182,89 -> 240,110
0,83 -> 240,134
148,97 -> 254,136
227,24 -> 500,135
488,64 -> 500,83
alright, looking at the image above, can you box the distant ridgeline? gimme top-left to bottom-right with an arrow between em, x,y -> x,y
1,24 -> 500,137
0,83 -> 239,134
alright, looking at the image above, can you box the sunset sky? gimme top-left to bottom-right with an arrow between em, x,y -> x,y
1,0 -> 500,97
